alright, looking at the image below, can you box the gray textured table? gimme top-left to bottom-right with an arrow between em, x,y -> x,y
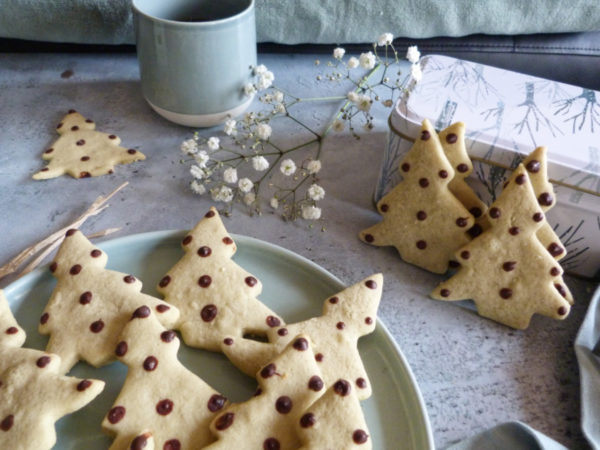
0,49 -> 596,449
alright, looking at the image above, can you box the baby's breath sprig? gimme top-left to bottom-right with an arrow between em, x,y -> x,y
180,34 -> 422,223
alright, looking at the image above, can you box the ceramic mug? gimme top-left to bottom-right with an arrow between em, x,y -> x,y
132,0 -> 256,127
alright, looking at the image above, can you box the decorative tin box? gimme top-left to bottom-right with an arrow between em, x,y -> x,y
377,55 -> 600,279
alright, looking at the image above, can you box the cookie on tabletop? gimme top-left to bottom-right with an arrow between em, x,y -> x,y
32,110 -> 145,180
157,207 -> 284,352
0,346 -> 104,450
359,119 -> 475,274
38,229 -> 179,373
205,335 -> 324,450
296,379 -> 372,450
431,164 -> 572,329
102,308 -> 227,450
221,274 -> 382,401
438,122 -> 487,222
0,290 -> 26,348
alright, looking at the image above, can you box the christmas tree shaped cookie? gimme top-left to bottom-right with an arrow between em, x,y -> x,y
102,308 -> 227,450
221,274 -> 382,400
33,110 -> 145,180
296,379 -> 372,449
0,290 -> 25,348
205,335 -> 324,450
359,120 -> 475,273
431,164 -> 572,329
522,147 -> 567,260
438,122 -> 487,222
0,345 -> 104,450
39,229 -> 179,373
157,207 -> 284,352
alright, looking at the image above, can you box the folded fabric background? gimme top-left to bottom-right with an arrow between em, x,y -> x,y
1,0 -> 599,45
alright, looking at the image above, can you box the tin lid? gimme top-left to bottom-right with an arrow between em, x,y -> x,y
391,54 -> 600,196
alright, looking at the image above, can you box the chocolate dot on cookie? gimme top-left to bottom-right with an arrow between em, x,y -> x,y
440,289 -> 451,297
132,305 -> 151,319
526,160 -> 540,173
198,275 -> 212,288
365,317 -> 373,325
143,356 -> 158,371
515,174 -> 526,185
468,224 -> 483,238
70,264 -> 82,275
156,399 -> 174,416
65,228 -> 77,237
182,235 -> 193,245
353,429 -> 369,444
293,337 -> 309,351
215,412 -> 235,430
263,438 -> 280,450
333,379 -> 351,396
380,203 -> 389,213
115,341 -> 128,356
79,291 -> 93,305
550,267 -> 561,277
308,375 -> 324,391
557,306 -> 568,316
207,394 -> 227,412
267,315 -> 281,327
416,240 -> 427,249
438,170 -> 449,179
222,236 -> 234,245
421,130 -> 431,140
130,433 -> 151,450
469,207 -> 483,218
108,134 -> 117,140
80,155 -> 90,162
300,412 -> 316,428
123,275 -> 136,284
275,396 -> 293,414
44,148 -> 54,154
40,312 -> 50,324
364,233 -> 375,243
36,356 -> 51,368
509,227 -> 520,235
90,320 -> 104,333
460,250 -> 470,260
5,327 -> 18,335
446,133 -> 458,144
76,139 -> 86,146
329,296 -> 339,304
1,415 -> 14,431
502,261 -> 517,272
79,171 -> 91,178
418,178 -> 429,188
163,439 -> 181,450
90,249 -> 102,257
107,406 -> 126,424
532,212 -> 544,222
205,210 -> 216,218
315,353 -> 324,362
356,377 -> 367,389
201,304 -> 218,322
76,379 -> 92,392
456,217 -> 468,227
489,207 -> 501,219
245,276 -> 258,287
49,262 -> 58,273
156,304 -> 170,313
538,192 -> 553,207
277,328 -> 288,336
161,330 -> 176,343
365,279 -> 377,289
554,283 -> 567,298
197,246 -> 212,257
261,363 -> 277,378
401,162 -> 410,172
127,149 -> 137,155
457,163 -> 469,173
336,321 -> 345,330
159,275 -> 171,288
499,288 -> 513,299
547,243 -> 564,257
223,337 -> 234,346
416,210 -> 427,220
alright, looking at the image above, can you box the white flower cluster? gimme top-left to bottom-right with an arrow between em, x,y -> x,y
406,45 -> 422,82
244,64 -> 275,96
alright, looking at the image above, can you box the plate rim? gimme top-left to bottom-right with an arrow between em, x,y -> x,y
2,228 -> 434,450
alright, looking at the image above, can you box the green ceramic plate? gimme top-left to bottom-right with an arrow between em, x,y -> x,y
4,230 -> 433,449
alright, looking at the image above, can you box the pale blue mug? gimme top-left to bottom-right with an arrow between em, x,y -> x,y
132,0 -> 256,127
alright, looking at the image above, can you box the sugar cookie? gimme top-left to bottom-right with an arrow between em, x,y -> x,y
0,290 -> 25,348
33,110 -> 145,180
